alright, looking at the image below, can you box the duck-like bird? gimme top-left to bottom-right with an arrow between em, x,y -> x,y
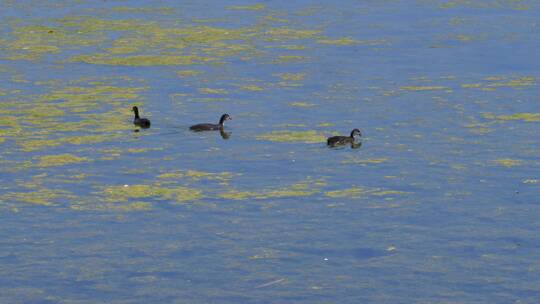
327,129 -> 361,147
190,114 -> 231,131
132,106 -> 151,128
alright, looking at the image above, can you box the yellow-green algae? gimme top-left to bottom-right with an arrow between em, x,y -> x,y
483,113 -> 540,122
325,187 -> 366,198
461,76 -> 535,90
289,102 -> 315,108
0,78 -> 147,152
36,154 -> 89,167
275,73 -> 305,81
2,188 -> 74,206
437,0 -> 529,10
256,130 -> 326,143
101,184 -> 203,203
325,187 -> 408,198
238,85 -> 264,91
109,6 -> 173,14
400,86 -> 448,91
199,88 -> 228,94
317,37 -> 358,45
4,14 -> 366,70
273,55 -> 305,63
228,4 -> 266,10
342,158 -> 389,165
156,170 -> 236,187
492,159 -> 522,167
219,178 -> 324,200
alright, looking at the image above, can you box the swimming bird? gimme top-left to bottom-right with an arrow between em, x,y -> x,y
132,106 -> 151,128
327,129 -> 361,147
190,114 -> 231,131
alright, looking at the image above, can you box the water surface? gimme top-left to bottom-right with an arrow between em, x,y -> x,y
1,0 -> 539,303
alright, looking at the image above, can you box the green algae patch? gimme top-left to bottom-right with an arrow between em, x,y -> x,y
464,76 -> 535,90
492,159 -> 522,167
289,102 -> 314,108
489,76 -> 535,87
265,28 -> 320,41
275,73 -> 305,81
110,6 -> 173,14
228,4 -> 266,10
199,88 -> 228,94
218,178 -> 323,200
326,187 -> 408,199
438,0 -> 529,10
266,44 -> 306,50
157,172 -> 184,179
256,130 -> 326,143
102,184 -> 203,203
19,134 -> 124,152
342,158 -> 388,165
1,78 -> 147,152
70,54 -> 216,66
370,190 -> 408,196
400,86 -> 447,91
326,187 -> 366,198
483,113 -> 540,122
2,188 -> 73,206
157,170 -> 235,183
105,202 -> 153,212
36,154 -> 89,167
317,37 -> 358,45
238,85 -> 264,91
273,55 -> 305,63
4,24 -> 105,61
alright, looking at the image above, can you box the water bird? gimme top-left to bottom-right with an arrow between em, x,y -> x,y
132,106 -> 151,128
327,129 -> 362,147
190,114 -> 231,131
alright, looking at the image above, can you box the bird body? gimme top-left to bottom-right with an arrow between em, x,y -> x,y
190,114 -> 231,132
132,106 -> 151,128
327,129 -> 361,147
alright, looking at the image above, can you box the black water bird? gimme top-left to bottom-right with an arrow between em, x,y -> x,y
327,129 -> 362,147
132,106 -> 151,128
190,114 -> 231,131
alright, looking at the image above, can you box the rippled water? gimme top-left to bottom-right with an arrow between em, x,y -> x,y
1,1 -> 539,303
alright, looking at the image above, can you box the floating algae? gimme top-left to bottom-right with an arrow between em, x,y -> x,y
274,73 -> 305,81
1,188 -> 74,206
156,170 -> 236,186
35,154 -> 89,167
341,158 -> 389,165
218,178 -> 324,200
326,187 -> 408,198
228,4 -> 266,11
317,37 -> 358,45
483,112 -> 540,122
400,86 -> 448,91
289,102 -> 315,108
0,78 -> 147,152
256,130 -> 326,143
101,184 -> 203,204
492,159 -> 523,167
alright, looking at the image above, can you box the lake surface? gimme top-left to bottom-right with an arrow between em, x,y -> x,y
1,0 -> 539,303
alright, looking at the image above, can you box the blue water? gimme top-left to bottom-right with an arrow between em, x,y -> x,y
1,1 -> 540,303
